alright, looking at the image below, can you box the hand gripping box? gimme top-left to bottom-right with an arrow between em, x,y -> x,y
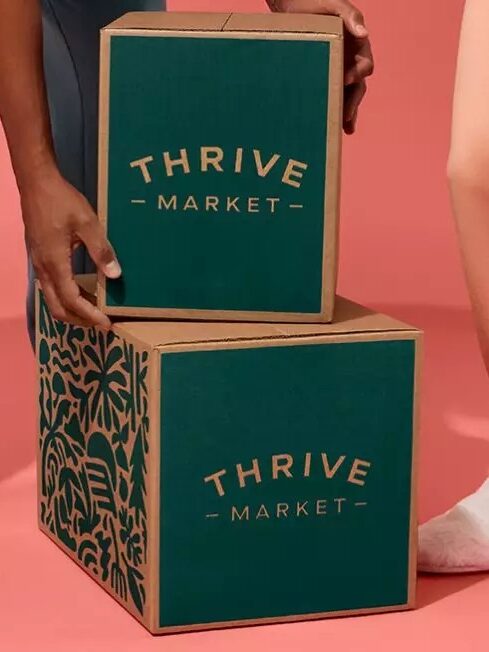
37,276 -> 420,634
97,12 -> 343,322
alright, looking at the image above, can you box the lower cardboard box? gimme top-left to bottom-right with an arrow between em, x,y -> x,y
36,275 -> 421,634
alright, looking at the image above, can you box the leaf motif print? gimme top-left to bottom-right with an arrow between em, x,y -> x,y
37,285 -> 150,616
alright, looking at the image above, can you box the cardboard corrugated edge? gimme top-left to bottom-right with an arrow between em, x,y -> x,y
152,604 -> 414,636
97,13 -> 343,323
322,35 -> 343,322
149,328 -> 421,633
118,324 -> 421,353
408,334 -> 423,608
97,26 -> 110,317
100,305 -> 338,324
106,12 -> 232,32
146,345 -> 162,633
224,12 -> 342,36
148,329 -> 421,356
106,12 -> 343,37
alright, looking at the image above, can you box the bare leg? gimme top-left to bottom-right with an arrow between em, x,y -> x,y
419,0 -> 489,573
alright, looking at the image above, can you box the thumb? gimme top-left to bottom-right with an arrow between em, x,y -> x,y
77,215 -> 122,279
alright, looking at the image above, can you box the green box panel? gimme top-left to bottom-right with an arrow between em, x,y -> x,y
159,339 -> 415,627
106,35 -> 330,313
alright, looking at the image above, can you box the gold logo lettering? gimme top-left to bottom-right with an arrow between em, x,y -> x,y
321,453 -> 346,479
231,506 -> 250,521
236,459 -> 262,489
201,146 -> 224,172
272,454 -> 293,479
253,150 -> 281,178
348,460 -> 372,486
204,469 -> 227,497
158,194 -> 177,210
282,159 -> 308,188
130,155 -> 154,183
163,148 -> 190,176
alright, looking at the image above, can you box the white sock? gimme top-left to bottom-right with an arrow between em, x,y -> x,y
418,477 -> 489,573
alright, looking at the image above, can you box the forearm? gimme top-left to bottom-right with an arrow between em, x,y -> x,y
0,0 -> 57,193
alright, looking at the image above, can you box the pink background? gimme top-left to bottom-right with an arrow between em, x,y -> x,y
4,1 -> 489,650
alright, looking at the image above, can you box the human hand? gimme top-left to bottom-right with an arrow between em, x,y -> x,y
22,168 -> 121,328
267,0 -> 374,133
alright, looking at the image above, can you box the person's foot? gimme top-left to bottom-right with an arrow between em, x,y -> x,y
418,478 -> 489,573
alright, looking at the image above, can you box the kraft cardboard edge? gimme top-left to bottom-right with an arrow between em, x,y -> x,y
106,12 -> 232,33
112,316 -> 423,350
321,35 -> 343,321
148,602 -> 414,635
105,12 -> 344,38
151,354 -> 162,633
101,304 -> 334,323
408,333 -> 423,607
97,28 -> 340,322
224,13 -> 343,37
102,27 -> 343,41
146,330 -> 422,355
97,28 -> 110,316
148,350 -> 162,633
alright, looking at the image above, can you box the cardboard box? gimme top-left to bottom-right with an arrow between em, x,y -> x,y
98,12 -> 343,322
37,276 -> 420,634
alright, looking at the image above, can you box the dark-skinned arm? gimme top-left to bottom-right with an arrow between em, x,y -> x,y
0,0 -> 120,328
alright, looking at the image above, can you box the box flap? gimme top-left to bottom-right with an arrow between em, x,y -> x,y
73,276 -> 419,348
105,12 -> 343,37
115,298 -> 420,349
224,13 -> 343,37
106,12 -> 232,32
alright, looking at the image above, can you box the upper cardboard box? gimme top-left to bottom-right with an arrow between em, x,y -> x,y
106,12 -> 344,38
99,11 -> 344,323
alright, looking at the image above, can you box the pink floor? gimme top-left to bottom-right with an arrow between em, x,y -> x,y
1,306 -> 489,651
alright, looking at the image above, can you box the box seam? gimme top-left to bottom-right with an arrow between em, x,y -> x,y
153,328 -> 422,349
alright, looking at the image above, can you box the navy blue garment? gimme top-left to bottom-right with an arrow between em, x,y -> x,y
27,1 -> 165,346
